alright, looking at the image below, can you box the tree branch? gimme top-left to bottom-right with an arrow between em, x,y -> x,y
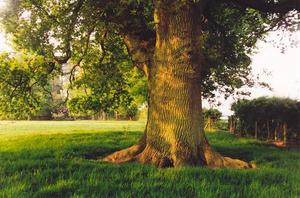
52,0 -> 86,64
224,0 -> 300,13
31,0 -> 59,24
123,34 -> 155,78
93,0 -> 156,77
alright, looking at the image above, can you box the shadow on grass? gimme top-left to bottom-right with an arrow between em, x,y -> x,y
206,132 -> 300,164
1,130 -> 300,197
0,131 -> 143,161
1,130 -> 297,165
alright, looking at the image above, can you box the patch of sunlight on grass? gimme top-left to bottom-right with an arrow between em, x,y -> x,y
0,120 -> 146,137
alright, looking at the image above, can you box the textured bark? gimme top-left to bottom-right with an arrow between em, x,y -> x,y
123,34 -> 155,77
104,1 -> 252,169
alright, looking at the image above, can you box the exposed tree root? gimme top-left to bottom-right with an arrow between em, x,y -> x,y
103,144 -> 253,169
103,143 -> 144,163
136,145 -> 174,167
103,133 -> 253,169
203,145 -> 252,169
103,142 -> 174,168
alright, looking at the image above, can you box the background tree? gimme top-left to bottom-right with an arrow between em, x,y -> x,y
0,0 -> 299,168
203,108 -> 222,131
0,52 -> 58,119
66,34 -> 147,119
231,97 -> 300,143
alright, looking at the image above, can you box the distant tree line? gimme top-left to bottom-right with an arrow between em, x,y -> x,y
0,49 -> 146,120
230,97 -> 300,143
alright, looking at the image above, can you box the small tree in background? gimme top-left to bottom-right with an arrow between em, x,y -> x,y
203,108 -> 222,132
0,53 -> 58,120
231,97 -> 300,144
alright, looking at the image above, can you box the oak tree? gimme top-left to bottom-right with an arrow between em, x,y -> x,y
1,0 -> 299,168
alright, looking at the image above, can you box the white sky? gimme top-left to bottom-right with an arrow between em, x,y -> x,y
204,31 -> 300,116
0,0 -> 8,9
0,31 -> 13,52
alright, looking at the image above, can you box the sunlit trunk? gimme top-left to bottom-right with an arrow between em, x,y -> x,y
104,0 -> 251,169
135,1 -> 205,166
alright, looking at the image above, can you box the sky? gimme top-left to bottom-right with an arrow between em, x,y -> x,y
0,31 -> 12,52
203,31 -> 300,116
0,0 -> 7,9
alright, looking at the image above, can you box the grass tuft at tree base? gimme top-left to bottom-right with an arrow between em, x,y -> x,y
0,121 -> 299,197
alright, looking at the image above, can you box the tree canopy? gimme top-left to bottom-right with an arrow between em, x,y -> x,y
0,52 -> 57,119
231,97 -> 300,141
0,0 -> 299,168
1,0 -> 298,104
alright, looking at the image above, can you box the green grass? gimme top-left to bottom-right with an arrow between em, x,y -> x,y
0,121 -> 299,198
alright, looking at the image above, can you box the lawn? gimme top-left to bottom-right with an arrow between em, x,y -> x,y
0,121 -> 299,198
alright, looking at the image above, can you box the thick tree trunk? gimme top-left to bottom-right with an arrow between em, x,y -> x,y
104,1 -> 251,169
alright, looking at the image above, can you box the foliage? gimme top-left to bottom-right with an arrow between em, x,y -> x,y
231,97 -> 300,141
0,1 -> 298,119
0,0 -> 290,106
0,121 -> 299,197
214,120 -> 228,131
66,34 -> 146,119
0,52 -> 58,119
203,108 -> 222,122
203,108 -> 222,131
201,4 -> 271,99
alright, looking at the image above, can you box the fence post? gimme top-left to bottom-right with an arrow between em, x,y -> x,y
255,121 -> 258,139
283,122 -> 288,144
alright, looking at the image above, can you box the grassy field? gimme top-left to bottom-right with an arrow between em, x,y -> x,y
0,121 -> 299,198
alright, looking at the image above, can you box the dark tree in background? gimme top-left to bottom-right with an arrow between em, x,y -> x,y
232,97 -> 300,143
0,0 -> 299,168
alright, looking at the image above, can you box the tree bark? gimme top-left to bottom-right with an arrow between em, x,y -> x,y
104,1 -> 251,169
123,34 -> 154,78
